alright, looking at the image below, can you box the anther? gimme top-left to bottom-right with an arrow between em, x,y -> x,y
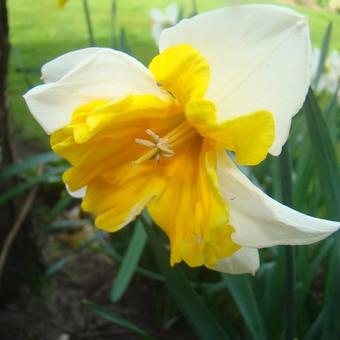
134,138 -> 156,148
133,129 -> 175,165
145,129 -> 161,142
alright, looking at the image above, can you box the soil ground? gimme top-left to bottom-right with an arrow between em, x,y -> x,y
0,250 -> 195,340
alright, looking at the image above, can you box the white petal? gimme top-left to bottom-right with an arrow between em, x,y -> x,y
41,48 -> 105,83
159,5 -> 311,155
24,48 -> 168,134
66,184 -> 86,198
214,247 -> 259,275
217,152 -> 340,248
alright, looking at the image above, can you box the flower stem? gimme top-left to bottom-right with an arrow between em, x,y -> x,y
277,142 -> 296,340
82,0 -> 95,46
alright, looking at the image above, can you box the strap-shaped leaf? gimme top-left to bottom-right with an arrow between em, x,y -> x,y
304,89 -> 340,221
111,220 -> 147,302
84,299 -> 155,339
304,88 -> 340,338
222,274 -> 267,340
313,22 -> 332,89
142,215 -> 231,340
0,152 -> 60,180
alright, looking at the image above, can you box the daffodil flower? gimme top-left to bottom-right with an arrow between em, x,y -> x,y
24,5 -> 339,275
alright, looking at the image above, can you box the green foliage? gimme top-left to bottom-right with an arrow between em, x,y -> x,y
0,152 -> 59,180
110,220 -> 147,302
0,152 -> 64,205
220,275 -> 266,340
313,23 -> 332,89
304,89 -> 340,339
84,300 -> 155,339
143,213 -> 232,340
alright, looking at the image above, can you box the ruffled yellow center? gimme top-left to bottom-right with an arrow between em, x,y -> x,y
50,44 -> 275,269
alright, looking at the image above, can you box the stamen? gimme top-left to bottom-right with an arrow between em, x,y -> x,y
133,122 -> 197,165
134,138 -> 156,148
133,129 -> 175,166
145,129 -> 161,142
157,143 -> 174,155
132,148 -> 159,166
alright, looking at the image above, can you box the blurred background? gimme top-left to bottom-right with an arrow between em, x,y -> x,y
0,0 -> 339,339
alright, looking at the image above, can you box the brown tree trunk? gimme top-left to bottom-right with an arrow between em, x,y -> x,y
0,0 -> 14,166
0,0 -> 44,301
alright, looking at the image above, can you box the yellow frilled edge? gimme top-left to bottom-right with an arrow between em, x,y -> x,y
50,44 -> 275,269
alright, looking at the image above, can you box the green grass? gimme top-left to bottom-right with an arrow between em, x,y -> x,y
7,0 -> 340,147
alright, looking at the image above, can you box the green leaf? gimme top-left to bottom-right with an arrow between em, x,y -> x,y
111,0 -> 117,48
142,214 -> 231,340
84,300 -> 154,339
0,152 -> 60,180
313,22 -> 332,89
111,220 -> 147,302
46,232 -> 103,276
275,143 -> 296,340
0,164 -> 66,205
296,239 -> 334,313
321,251 -> 340,340
119,27 -> 130,54
304,310 -> 324,340
97,238 -> 164,283
222,274 -> 267,340
82,0 -> 95,46
190,0 -> 198,16
303,88 -> 340,339
0,174 -> 48,205
304,89 -> 340,221
293,147 -> 314,211
260,248 -> 285,339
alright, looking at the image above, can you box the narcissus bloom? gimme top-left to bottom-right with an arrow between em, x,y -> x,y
24,5 -> 339,274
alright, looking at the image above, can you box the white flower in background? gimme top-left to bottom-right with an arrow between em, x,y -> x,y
150,4 -> 179,44
330,0 -> 340,13
312,47 -> 340,98
24,5 -> 339,275
324,50 -> 340,93
311,47 -> 321,77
